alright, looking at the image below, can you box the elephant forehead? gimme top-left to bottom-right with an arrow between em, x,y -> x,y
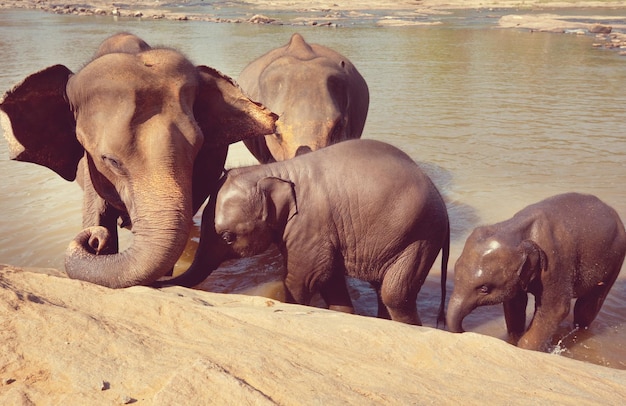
215,202 -> 254,234
216,183 -> 249,215
482,239 -> 502,255
264,56 -> 345,84
75,50 -> 197,92
477,242 -> 521,273
138,49 -> 198,78
68,53 -> 201,127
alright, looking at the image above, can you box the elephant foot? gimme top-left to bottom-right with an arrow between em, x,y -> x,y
387,307 -> 421,326
328,304 -> 355,314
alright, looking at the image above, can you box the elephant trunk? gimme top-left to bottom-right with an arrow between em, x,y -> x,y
154,235 -> 233,288
65,178 -> 193,288
446,294 -> 473,333
152,194 -> 236,288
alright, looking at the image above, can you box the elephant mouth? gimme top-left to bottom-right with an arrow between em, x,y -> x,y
231,238 -> 273,258
119,213 -> 132,229
295,145 -> 312,156
234,245 -> 267,258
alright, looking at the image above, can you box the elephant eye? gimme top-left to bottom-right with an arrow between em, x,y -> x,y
102,155 -> 122,171
478,284 -> 491,294
220,231 -> 236,245
273,129 -> 283,142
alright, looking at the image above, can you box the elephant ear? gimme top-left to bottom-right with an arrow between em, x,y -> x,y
517,240 -> 548,290
257,177 -> 298,227
0,65 -> 82,181
194,66 -> 277,147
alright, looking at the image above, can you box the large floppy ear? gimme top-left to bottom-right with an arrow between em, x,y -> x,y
194,66 -> 277,147
257,177 -> 298,226
517,240 -> 547,290
0,65 -> 82,181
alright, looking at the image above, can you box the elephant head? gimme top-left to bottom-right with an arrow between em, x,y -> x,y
238,33 -> 369,163
446,229 -> 547,333
0,33 -> 277,288
214,171 -> 298,257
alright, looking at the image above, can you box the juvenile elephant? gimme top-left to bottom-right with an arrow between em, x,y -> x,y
0,33 -> 277,288
446,193 -> 626,351
176,139 -> 450,325
238,33 -> 369,163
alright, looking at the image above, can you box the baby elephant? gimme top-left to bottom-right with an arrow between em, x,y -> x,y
210,139 -> 449,325
447,193 -> 626,351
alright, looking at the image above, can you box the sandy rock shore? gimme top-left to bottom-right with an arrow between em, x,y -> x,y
1,265 -> 625,404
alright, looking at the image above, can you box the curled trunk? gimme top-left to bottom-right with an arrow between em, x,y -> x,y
65,181 -> 193,289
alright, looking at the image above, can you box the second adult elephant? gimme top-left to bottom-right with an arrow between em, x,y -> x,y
238,33 -> 369,163
0,33 -> 276,288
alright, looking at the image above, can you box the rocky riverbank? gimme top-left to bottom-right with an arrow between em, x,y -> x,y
1,1 -> 624,52
498,13 -> 626,54
1,265 -> 625,404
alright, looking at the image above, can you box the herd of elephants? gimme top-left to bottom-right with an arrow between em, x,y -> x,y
1,32 -> 625,353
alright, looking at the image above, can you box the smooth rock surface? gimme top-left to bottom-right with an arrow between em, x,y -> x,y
1,265 -> 625,404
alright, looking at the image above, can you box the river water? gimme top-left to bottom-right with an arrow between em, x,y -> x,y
1,7 -> 625,369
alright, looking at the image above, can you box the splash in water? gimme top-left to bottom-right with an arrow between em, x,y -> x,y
550,326 -> 582,356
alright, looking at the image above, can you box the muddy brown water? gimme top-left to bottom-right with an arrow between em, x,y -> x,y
1,8 -> 625,369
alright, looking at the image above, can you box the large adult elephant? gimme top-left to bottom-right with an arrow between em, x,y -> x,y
238,33 -> 369,163
0,33 -> 277,288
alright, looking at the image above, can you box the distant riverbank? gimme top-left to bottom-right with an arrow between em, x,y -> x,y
2,0 -> 624,52
1,1 -> 625,25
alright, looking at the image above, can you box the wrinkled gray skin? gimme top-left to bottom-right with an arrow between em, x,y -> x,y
238,33 -> 369,163
447,193 -> 626,351
175,139 -> 449,325
0,33 -> 276,288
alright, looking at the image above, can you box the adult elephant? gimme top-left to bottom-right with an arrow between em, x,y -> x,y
0,33 -> 277,288
238,33 -> 369,163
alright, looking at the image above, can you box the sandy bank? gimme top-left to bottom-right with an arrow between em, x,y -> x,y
1,265 -> 625,404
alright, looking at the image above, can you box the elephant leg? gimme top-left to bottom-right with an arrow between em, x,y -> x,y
573,280 -> 615,329
379,243 -> 440,326
283,249 -> 335,307
319,271 -> 354,314
282,268 -> 313,306
518,298 -> 570,351
382,294 -> 420,325
80,159 -> 120,255
370,281 -> 391,320
503,288 -> 528,344
380,268 -> 421,325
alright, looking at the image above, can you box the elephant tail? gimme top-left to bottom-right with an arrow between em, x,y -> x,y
436,222 -> 450,329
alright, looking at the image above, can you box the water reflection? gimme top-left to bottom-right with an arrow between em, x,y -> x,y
0,9 -> 625,369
